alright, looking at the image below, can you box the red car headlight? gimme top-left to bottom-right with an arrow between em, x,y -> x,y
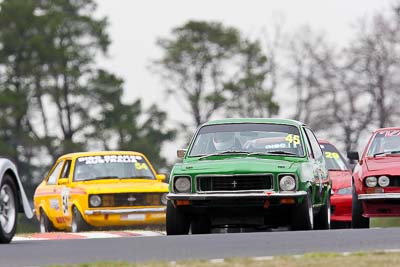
336,187 -> 352,195
378,176 -> 390,187
365,176 -> 377,187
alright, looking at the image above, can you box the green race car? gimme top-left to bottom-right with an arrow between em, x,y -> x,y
167,118 -> 331,235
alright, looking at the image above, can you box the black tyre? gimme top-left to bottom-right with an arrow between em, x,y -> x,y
292,190 -> 313,231
0,174 -> 18,244
166,200 -> 190,235
191,216 -> 211,234
39,209 -> 55,233
314,194 -> 331,230
351,184 -> 369,228
71,206 -> 89,233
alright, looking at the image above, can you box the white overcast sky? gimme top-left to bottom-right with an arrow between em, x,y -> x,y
94,0 -> 391,159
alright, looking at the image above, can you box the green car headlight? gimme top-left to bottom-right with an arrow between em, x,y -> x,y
174,176 -> 191,193
279,175 -> 296,191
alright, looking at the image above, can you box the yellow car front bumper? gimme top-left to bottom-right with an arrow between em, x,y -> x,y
83,207 -> 166,227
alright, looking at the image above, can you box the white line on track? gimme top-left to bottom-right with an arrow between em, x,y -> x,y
13,230 -> 165,242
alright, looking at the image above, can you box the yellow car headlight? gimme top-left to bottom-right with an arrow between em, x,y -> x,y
161,193 -> 168,205
89,195 -> 102,207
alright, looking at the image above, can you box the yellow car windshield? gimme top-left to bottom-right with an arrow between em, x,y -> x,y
73,155 -> 155,181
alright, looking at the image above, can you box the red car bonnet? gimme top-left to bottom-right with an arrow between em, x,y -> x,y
329,170 -> 352,190
365,156 -> 400,172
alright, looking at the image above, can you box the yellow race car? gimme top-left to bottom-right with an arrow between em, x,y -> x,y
34,151 -> 168,232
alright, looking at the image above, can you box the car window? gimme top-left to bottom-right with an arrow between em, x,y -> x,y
320,143 -> 349,171
60,160 -> 72,179
189,123 -> 305,157
47,161 -> 64,185
303,131 -> 314,158
304,128 -> 323,159
367,130 -> 400,156
73,155 -> 155,181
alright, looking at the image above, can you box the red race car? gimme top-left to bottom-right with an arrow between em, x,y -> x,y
348,128 -> 400,228
319,140 -> 352,228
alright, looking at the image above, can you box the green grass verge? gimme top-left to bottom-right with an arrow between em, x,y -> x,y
16,213 -> 38,233
46,251 -> 400,267
371,217 -> 400,228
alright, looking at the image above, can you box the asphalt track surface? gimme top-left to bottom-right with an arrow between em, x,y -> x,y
2,228 -> 400,266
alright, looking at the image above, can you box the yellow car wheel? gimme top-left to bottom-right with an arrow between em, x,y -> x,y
39,209 -> 54,233
71,206 -> 89,233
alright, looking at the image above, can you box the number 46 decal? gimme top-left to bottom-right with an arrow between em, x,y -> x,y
285,134 -> 300,145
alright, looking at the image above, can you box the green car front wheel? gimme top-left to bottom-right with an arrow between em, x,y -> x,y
166,200 -> 190,235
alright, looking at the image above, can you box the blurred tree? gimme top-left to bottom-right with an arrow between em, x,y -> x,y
0,0 -> 111,167
283,26 -> 374,152
327,66 -> 375,152
32,0 -> 110,157
346,9 -> 400,128
154,21 -> 241,129
0,0 -> 44,191
88,70 -> 176,170
285,26 -> 334,129
224,39 -> 279,117
0,0 -> 176,195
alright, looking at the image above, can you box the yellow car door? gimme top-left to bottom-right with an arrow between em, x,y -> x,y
42,160 -> 65,229
56,159 -> 73,227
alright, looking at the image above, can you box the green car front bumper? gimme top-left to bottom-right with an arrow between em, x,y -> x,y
167,190 -> 307,200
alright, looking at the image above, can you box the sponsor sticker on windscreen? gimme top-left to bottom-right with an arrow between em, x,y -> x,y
78,155 -> 143,165
120,214 -> 146,221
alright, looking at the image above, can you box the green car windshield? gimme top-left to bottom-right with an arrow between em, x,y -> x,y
189,123 -> 305,157
73,155 -> 155,181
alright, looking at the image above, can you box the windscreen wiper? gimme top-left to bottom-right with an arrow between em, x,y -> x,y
83,176 -> 119,181
246,152 -> 272,156
374,150 -> 400,157
198,150 -> 249,160
123,176 -> 155,179
263,151 -> 297,156
373,152 -> 387,157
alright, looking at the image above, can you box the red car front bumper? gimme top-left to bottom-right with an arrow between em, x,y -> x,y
331,194 -> 352,222
359,193 -> 400,217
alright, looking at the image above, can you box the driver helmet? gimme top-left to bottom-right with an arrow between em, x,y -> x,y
213,132 -> 235,151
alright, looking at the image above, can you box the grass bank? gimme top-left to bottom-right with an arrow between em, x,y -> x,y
17,213 -> 38,233
47,251 -> 400,267
371,217 -> 400,228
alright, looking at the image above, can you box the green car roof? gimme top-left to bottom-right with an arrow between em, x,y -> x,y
203,118 -> 305,127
